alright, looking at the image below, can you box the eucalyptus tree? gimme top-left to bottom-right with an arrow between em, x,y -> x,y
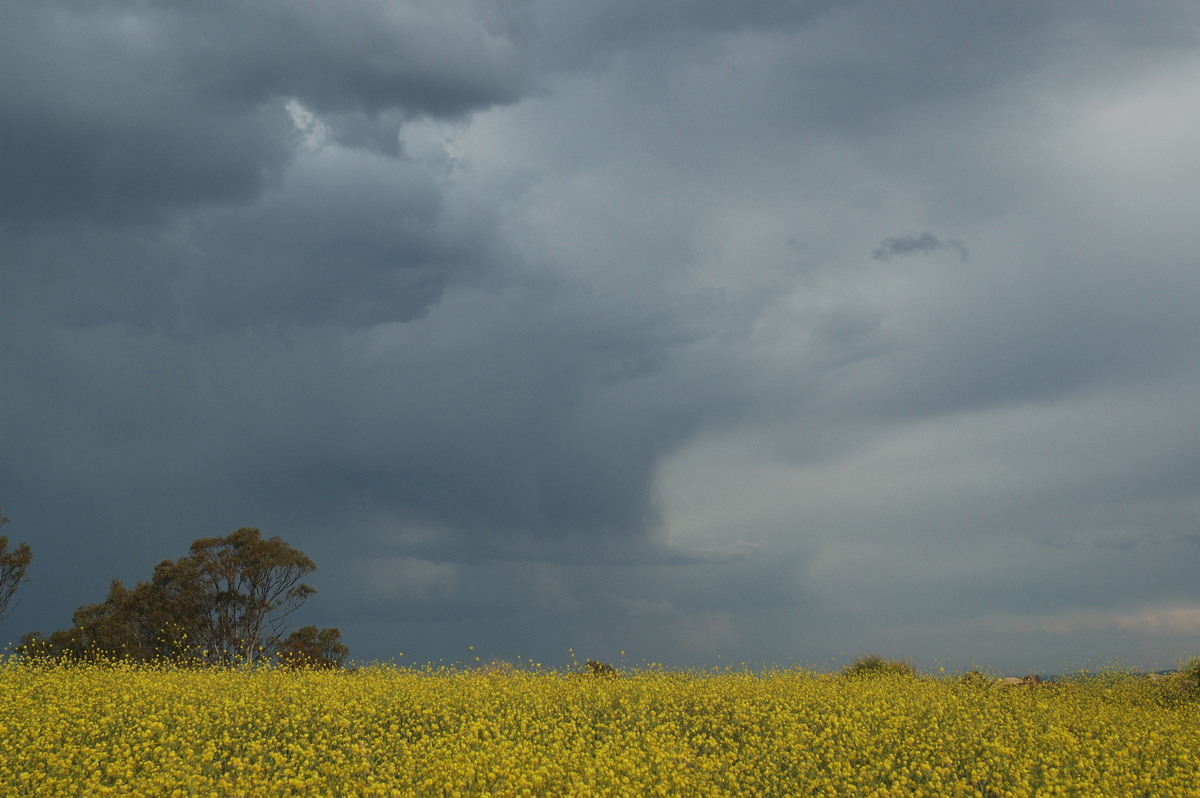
0,506 -> 33,626
21,527 -> 331,666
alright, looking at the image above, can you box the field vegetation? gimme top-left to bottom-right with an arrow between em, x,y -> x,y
3,656 -> 1200,797
4,509 -> 1199,794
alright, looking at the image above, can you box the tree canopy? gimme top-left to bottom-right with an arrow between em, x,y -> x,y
20,527 -> 346,667
277,625 -> 351,669
0,506 -> 33,627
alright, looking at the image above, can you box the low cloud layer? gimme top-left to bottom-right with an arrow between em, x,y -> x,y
4,0 -> 1200,673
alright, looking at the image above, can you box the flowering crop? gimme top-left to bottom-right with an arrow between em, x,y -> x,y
2,660 -> 1198,796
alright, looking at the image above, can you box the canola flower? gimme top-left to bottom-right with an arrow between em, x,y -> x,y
1,659 -> 1199,796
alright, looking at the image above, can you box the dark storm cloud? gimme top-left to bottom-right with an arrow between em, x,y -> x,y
531,0 -> 838,67
0,0 -> 523,225
1,146 -> 501,332
0,0 -> 526,332
4,0 -> 1200,673
179,151 -> 489,331
873,232 -> 969,262
0,0 -> 532,650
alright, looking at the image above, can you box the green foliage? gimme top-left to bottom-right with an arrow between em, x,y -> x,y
186,527 -> 317,664
841,654 -> 916,678
1148,658 -> 1200,706
0,505 -> 33,626
584,659 -> 618,677
960,669 -> 991,687
21,527 -> 328,666
276,626 -> 349,669
1178,657 -> 1200,687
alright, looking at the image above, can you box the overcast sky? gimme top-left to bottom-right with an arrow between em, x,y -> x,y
3,0 -> 1200,674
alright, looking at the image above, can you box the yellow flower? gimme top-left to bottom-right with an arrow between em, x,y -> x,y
3,659 -> 1199,796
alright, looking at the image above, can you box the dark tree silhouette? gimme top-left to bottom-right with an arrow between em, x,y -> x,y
186,528 -> 316,664
276,625 -> 350,669
20,527 -> 329,666
0,506 -> 33,626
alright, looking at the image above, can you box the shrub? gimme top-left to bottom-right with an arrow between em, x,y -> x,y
275,626 -> 349,670
583,659 -> 618,677
480,660 -> 517,677
1179,657 -> 1200,689
841,654 -> 915,678
1149,657 -> 1200,705
960,669 -> 990,687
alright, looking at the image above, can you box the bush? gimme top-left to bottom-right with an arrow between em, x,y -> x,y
275,626 -> 349,670
1179,657 -> 1200,688
960,669 -> 990,687
841,654 -> 916,678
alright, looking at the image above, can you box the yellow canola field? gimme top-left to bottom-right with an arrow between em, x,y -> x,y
2,661 -> 1198,797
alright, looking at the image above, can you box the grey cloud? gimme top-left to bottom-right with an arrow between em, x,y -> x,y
873,232 -> 969,262
533,0 -> 837,67
181,152 -> 484,331
5,0 -> 1200,674
0,276 -> 751,652
334,542 -> 810,665
189,2 -> 522,111
823,247 -> 1200,421
0,0 -> 524,225
0,150 -> 490,332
